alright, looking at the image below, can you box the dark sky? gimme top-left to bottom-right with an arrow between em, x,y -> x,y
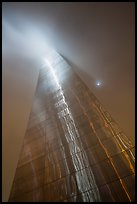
3,2 -> 135,141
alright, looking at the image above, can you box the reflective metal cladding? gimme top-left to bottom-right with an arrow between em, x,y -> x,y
9,51 -> 135,202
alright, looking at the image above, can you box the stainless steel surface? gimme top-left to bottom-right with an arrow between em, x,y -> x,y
9,51 -> 135,202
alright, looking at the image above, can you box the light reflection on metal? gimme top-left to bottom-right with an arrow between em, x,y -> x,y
68,87 -> 133,201
92,100 -> 135,172
44,59 -> 101,201
9,50 -> 135,202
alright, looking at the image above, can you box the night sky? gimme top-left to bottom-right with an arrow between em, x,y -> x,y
2,3 -> 135,200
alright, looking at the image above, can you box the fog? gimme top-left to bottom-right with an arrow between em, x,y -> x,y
2,2 -> 135,201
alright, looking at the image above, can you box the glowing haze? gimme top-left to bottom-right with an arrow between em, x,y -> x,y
2,2 -> 135,202
2,18 -> 54,61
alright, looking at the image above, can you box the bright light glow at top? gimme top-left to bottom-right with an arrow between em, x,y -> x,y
2,18 -> 55,61
44,58 -> 61,88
